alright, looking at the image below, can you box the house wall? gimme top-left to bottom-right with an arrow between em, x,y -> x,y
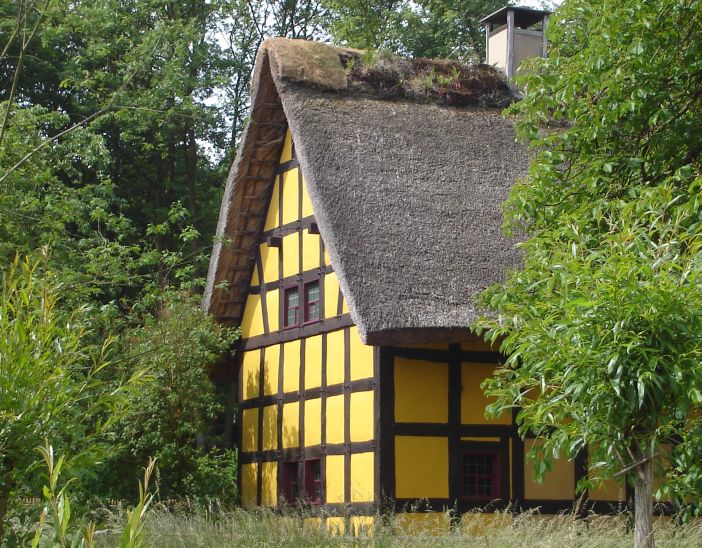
235,129 -> 625,518
238,129 -> 375,510
379,341 -> 625,517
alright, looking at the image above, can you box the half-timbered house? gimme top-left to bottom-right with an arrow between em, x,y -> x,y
204,17 -> 625,529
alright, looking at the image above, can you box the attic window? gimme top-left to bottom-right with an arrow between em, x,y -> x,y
304,281 -> 320,323
284,287 -> 300,327
284,281 -> 321,328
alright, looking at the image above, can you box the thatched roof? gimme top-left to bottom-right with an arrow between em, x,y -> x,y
203,38 -> 529,345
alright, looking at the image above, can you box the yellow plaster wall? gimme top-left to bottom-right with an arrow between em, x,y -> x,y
461,363 -> 511,425
239,129 -> 378,512
349,327 -> 373,380
350,452 -> 374,502
304,397 -> 322,446
259,243 -> 279,284
326,455 -> 345,503
282,339 -> 301,393
395,513 -> 450,534
240,294 -> 264,338
241,350 -> 260,401
462,513 -> 512,537
279,129 -> 293,164
261,461 -> 277,507
263,178 -> 280,231
281,168 -> 299,225
524,439 -> 575,500
349,516 -> 374,536
326,329 -> 345,386
395,436 -> 449,498
262,405 -> 277,451
242,408 -> 258,452
282,402 -> 299,449
301,229 -> 320,271
589,478 -> 625,501
282,232 -> 300,278
324,274 -> 340,319
394,358 -> 448,423
325,517 -> 345,535
326,394 -> 345,444
350,390 -> 374,442
266,289 -> 279,333
304,335 -> 322,389
241,463 -> 258,507
262,345 -> 279,396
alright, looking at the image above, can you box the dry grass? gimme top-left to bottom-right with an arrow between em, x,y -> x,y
94,507 -> 702,547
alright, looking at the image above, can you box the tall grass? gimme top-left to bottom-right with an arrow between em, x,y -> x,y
94,507 -> 702,547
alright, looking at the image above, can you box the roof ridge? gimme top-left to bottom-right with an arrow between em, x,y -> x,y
263,37 -> 517,109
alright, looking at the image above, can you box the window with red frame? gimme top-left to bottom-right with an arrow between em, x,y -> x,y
281,461 -> 300,503
462,451 -> 500,499
283,281 -> 321,328
283,286 -> 300,327
280,460 -> 321,505
304,459 -> 322,504
304,281 -> 320,323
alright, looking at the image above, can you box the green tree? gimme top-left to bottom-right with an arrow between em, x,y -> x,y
474,1 -> 702,546
98,292 -> 239,504
0,255 -> 134,540
324,0 -> 504,62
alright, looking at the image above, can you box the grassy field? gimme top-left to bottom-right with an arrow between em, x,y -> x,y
93,508 -> 702,547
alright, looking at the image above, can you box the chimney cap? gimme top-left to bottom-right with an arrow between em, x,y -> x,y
480,5 -> 551,27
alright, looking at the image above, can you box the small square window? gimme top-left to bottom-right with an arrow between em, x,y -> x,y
284,287 -> 299,327
304,281 -> 320,323
462,451 -> 500,499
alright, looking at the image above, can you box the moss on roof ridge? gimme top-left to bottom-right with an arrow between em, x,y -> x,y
264,38 -> 516,109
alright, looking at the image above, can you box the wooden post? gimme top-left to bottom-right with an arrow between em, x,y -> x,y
485,22 -> 492,64
542,14 -> 549,57
506,9 -> 515,78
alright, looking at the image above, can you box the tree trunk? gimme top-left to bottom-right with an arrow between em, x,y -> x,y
0,479 -> 12,542
634,458 -> 654,548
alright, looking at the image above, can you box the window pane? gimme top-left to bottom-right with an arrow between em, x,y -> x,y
306,283 -> 319,302
308,301 -> 319,321
304,281 -> 320,322
463,453 -> 497,498
285,287 -> 299,326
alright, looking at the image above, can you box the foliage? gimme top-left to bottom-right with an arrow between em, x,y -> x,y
0,255 -> 135,539
182,450 -> 239,505
473,0 -> 702,541
25,442 -> 156,548
96,292 -> 239,504
118,457 -> 156,548
96,508 -> 702,547
324,0 -> 505,62
32,441 -> 97,548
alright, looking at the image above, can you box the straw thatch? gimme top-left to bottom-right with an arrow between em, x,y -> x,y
204,38 -> 529,345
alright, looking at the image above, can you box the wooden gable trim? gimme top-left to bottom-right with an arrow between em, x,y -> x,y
204,49 -> 289,324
